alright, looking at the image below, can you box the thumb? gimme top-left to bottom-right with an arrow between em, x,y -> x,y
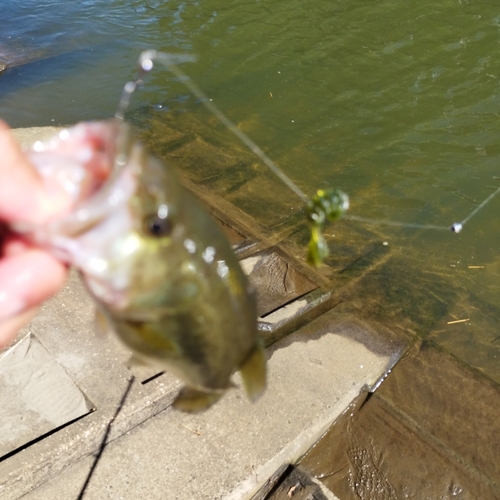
0,120 -> 70,224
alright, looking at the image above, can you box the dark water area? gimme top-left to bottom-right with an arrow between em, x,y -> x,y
0,0 -> 171,124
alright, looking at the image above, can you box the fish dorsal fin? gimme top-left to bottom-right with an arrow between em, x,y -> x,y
240,340 -> 267,402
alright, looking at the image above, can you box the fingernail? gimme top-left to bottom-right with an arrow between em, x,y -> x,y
0,291 -> 26,319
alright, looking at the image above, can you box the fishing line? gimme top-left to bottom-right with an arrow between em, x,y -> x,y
115,81 -> 141,122
119,50 -> 499,236
119,50 -> 309,204
344,183 -> 500,233
343,215 -> 450,231
76,376 -> 135,500
456,184 -> 500,228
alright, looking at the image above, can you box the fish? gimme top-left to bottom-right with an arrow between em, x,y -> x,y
14,119 -> 266,413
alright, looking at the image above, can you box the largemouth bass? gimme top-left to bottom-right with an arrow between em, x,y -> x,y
15,119 -> 266,413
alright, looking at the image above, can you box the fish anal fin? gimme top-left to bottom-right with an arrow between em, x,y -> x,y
173,387 -> 223,413
127,353 -> 150,368
94,308 -> 113,337
240,340 -> 267,402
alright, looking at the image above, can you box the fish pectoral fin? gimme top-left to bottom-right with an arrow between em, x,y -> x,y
172,387 -> 224,413
240,340 -> 267,403
135,322 -> 178,353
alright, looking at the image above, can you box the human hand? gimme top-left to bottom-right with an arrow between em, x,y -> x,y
0,120 -> 70,348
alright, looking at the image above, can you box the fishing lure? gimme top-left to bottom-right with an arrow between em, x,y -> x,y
305,188 -> 349,266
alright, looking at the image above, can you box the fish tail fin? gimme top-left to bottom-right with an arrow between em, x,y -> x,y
240,339 -> 267,402
173,387 -> 223,413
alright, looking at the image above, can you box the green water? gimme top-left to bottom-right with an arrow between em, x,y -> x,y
1,0 -> 499,379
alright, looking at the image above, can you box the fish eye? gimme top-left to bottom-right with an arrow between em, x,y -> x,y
144,213 -> 173,237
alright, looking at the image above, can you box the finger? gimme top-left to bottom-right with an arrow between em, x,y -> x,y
0,249 -> 68,320
0,121 -> 70,223
1,229 -> 32,258
0,307 -> 38,349
0,121 -> 46,220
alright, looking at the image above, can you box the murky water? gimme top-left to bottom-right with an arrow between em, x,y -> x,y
1,1 -> 498,377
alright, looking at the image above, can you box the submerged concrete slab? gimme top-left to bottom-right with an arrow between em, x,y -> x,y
299,342 -> 500,500
2,125 -> 400,500
21,312 -> 394,500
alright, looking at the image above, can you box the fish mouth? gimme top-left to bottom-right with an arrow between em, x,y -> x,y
23,120 -> 151,312
49,121 -> 130,236
16,120 -> 127,238
23,121 -> 139,263
84,274 -> 131,311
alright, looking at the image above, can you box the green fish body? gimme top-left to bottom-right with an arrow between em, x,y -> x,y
20,120 -> 266,412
